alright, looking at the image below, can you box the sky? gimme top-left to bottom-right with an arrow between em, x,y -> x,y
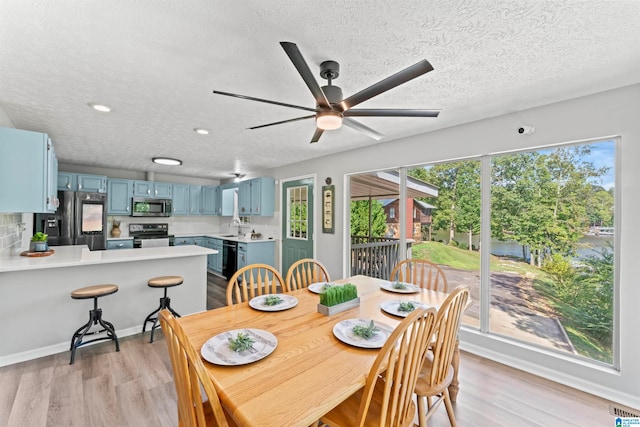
584,139 -> 616,190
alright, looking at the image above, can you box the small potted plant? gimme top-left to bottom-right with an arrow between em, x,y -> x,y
30,232 -> 49,252
317,283 -> 360,316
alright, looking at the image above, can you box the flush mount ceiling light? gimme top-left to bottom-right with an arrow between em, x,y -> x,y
316,111 -> 342,130
152,157 -> 182,166
193,128 -> 210,135
87,102 -> 112,112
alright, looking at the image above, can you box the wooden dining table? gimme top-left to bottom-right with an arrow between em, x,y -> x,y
178,274 -> 462,427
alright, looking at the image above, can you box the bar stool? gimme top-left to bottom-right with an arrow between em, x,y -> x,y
69,284 -> 120,365
142,275 -> 183,343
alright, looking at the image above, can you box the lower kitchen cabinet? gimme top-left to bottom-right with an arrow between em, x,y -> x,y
237,241 -> 275,270
106,238 -> 134,250
174,236 -> 195,246
207,238 -> 223,273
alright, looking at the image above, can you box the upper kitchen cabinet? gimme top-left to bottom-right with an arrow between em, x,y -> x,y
58,172 -> 107,193
107,178 -> 134,215
189,185 -> 201,215
201,185 -> 219,215
237,177 -> 275,216
220,183 -> 238,216
133,180 -> 172,198
0,127 -> 59,213
172,184 -> 202,215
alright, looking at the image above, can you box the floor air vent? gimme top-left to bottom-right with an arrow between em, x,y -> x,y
610,404 -> 640,418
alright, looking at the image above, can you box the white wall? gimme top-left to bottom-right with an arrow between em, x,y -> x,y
262,83 -> 640,409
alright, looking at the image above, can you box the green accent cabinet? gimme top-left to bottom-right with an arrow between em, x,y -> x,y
0,127 -> 58,213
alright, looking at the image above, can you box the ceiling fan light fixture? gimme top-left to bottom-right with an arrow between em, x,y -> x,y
152,157 -> 182,166
316,111 -> 342,130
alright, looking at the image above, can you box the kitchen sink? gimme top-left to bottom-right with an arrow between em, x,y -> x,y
220,234 -> 237,237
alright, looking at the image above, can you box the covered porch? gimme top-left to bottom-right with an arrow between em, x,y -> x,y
349,170 -> 438,279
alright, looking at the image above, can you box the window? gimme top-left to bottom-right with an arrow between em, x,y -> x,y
350,138 -> 617,366
287,186 -> 308,239
389,207 -> 395,219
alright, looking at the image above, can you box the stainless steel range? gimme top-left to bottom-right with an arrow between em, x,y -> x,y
129,223 -> 175,248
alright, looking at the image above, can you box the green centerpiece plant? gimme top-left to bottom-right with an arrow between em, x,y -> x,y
30,232 -> 49,252
317,283 -> 360,316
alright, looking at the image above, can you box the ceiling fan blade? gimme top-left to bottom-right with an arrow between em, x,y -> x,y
248,115 -> 315,130
310,128 -> 324,144
280,42 -> 331,110
343,118 -> 383,141
344,108 -> 440,118
339,59 -> 434,111
213,90 -> 316,112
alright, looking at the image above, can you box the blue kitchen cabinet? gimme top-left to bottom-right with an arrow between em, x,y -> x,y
133,180 -> 173,198
106,238 -> 134,249
237,241 -> 275,269
172,184 -> 190,215
174,236 -> 195,246
236,177 -> 275,216
0,127 -> 58,213
220,184 -> 237,216
194,236 -> 205,246
107,178 -> 134,215
189,185 -> 201,215
59,172 -> 107,192
201,186 -> 218,215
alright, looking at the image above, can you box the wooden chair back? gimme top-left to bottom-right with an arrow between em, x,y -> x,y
158,309 -> 231,427
285,258 -> 331,291
355,307 -> 437,427
390,258 -> 449,292
427,286 -> 469,387
226,263 -> 287,306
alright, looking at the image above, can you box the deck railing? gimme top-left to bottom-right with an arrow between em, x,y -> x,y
350,236 -> 413,279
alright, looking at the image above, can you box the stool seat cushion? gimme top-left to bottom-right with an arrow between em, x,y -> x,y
148,275 -> 184,288
71,284 -> 119,299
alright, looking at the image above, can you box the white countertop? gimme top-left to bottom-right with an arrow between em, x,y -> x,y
176,233 -> 278,243
0,245 -> 217,273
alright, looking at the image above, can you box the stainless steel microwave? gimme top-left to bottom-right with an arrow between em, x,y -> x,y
131,198 -> 172,217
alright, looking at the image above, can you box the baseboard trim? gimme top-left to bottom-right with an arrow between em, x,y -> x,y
0,326 -> 142,367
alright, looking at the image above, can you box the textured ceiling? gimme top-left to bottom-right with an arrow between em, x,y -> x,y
1,1 -> 639,180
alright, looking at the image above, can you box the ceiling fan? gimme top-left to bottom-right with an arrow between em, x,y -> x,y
214,42 -> 440,144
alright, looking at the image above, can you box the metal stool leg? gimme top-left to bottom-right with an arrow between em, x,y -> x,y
143,287 -> 181,343
70,296 -> 119,364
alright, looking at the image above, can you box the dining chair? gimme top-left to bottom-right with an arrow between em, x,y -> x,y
226,263 -> 287,305
158,309 -> 237,427
320,306 -> 438,427
414,286 -> 470,427
390,258 -> 449,292
285,258 -> 331,291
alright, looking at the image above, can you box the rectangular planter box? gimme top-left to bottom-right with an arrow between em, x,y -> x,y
317,297 -> 360,316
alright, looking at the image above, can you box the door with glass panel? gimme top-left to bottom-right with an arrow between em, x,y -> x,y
282,178 -> 314,275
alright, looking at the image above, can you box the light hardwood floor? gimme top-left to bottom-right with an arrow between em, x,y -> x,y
0,273 -> 618,427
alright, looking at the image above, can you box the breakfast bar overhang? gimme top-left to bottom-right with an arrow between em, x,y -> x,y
0,245 -> 216,366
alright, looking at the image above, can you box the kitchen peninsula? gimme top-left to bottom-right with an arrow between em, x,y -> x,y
0,244 -> 216,366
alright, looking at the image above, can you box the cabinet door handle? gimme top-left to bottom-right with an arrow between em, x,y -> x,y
148,189 -> 151,195
155,189 -> 158,195
78,184 -> 82,190
66,183 -> 71,189
117,243 -> 124,247
126,206 -> 130,212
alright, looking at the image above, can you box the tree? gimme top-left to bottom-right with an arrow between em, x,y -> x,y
410,161 -> 481,250
350,200 -> 387,237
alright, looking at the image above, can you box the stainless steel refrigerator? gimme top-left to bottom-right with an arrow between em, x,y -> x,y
34,190 -> 107,250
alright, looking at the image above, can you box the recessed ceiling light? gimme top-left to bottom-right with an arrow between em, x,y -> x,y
87,103 -> 112,112
194,128 -> 209,135
152,157 -> 182,166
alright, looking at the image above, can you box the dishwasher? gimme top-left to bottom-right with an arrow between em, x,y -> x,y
222,240 -> 238,279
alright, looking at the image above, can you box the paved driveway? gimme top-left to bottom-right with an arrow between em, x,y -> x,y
441,265 -> 575,353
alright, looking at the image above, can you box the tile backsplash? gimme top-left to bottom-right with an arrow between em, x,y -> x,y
0,213 -> 25,258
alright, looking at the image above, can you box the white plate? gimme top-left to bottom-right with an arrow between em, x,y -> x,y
380,300 -> 430,318
201,328 -> 278,366
307,282 -> 336,294
332,318 -> 394,349
249,294 -> 298,311
380,280 -> 421,294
